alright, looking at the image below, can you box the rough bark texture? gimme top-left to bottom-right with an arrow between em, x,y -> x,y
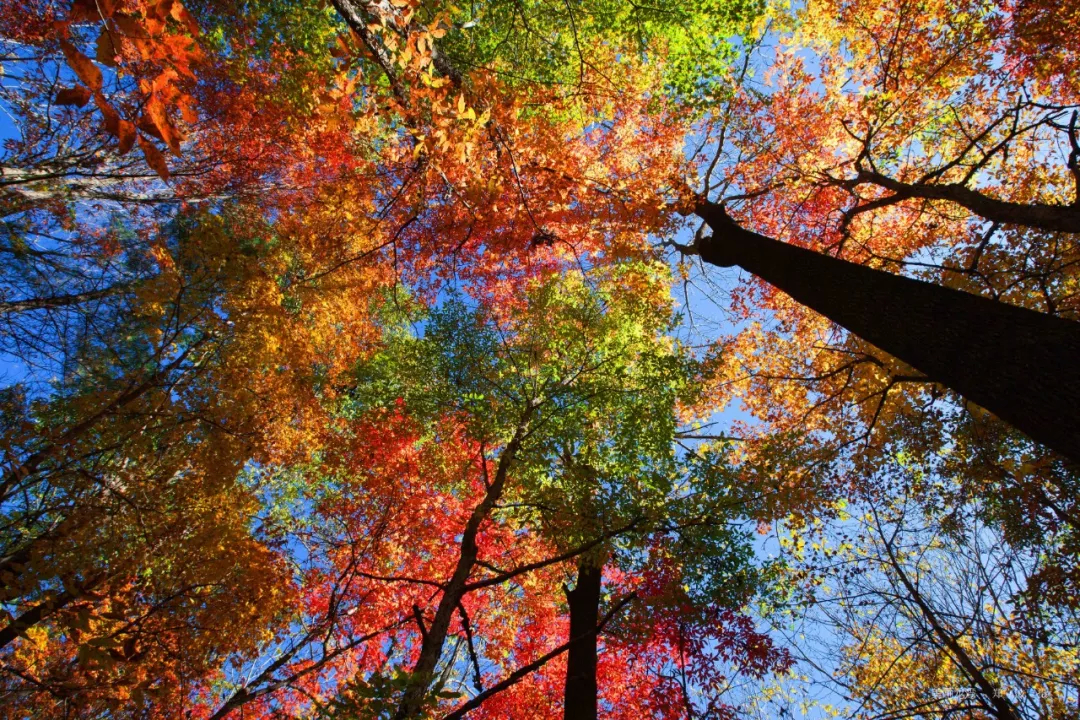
331,0 -> 406,100
695,200 -> 1080,464
441,593 -> 635,720
563,560 -> 603,720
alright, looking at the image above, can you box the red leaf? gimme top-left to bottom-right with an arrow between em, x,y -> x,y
138,136 -> 170,181
55,85 -> 91,107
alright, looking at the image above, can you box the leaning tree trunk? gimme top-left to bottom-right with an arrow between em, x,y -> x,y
563,559 -> 603,720
694,201 -> 1080,465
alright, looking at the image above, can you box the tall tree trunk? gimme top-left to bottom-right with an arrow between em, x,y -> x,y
563,559 -> 602,720
394,416 -> 531,719
694,201 -> 1080,464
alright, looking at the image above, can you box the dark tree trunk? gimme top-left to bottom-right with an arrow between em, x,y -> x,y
564,559 -> 603,720
694,200 -> 1080,464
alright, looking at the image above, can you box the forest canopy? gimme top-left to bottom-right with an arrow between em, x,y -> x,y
0,0 -> 1077,717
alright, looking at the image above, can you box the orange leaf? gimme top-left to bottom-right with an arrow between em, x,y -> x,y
150,67 -> 180,99
115,15 -> 152,60
331,35 -> 351,59
94,93 -> 121,136
178,95 -> 198,125
153,0 -> 175,21
117,120 -> 137,156
55,85 -> 91,107
137,113 -> 165,142
60,40 -> 103,92
138,136 -> 170,181
164,36 -> 199,78
144,17 -> 165,37
148,244 -> 175,270
171,3 -> 200,35
144,94 -> 181,155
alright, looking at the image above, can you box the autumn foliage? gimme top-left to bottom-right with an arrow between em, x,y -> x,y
0,0 -> 1077,717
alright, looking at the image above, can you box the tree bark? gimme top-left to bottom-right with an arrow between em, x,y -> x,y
0,590 -> 77,650
394,416 -> 531,719
856,170 -> 1080,234
563,559 -> 602,720
694,200 -> 1080,464
439,593 -> 635,720
0,571 -> 106,651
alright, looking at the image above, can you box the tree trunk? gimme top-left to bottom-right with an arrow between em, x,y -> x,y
394,417 -> 530,719
563,559 -> 602,720
694,201 -> 1080,465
